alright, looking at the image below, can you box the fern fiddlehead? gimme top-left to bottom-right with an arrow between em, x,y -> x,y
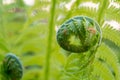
57,16 -> 102,80
1,53 -> 23,80
57,16 -> 102,53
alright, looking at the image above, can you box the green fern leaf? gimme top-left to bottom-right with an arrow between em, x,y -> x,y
95,43 -> 120,80
102,27 -> 120,47
93,59 -> 115,80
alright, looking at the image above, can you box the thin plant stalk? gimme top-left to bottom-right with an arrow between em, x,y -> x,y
97,0 -> 108,25
0,0 -> 6,38
45,0 -> 56,80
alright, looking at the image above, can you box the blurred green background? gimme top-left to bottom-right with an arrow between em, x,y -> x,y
0,0 -> 120,80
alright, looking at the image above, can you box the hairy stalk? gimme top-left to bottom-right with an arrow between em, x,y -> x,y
45,0 -> 56,80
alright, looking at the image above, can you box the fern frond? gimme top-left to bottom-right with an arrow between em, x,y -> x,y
95,43 -> 120,80
102,26 -> 120,47
97,0 -> 109,25
14,24 -> 47,45
72,7 -> 98,18
105,6 -> 120,23
56,2 -> 100,27
103,39 -> 120,62
0,37 -> 10,52
93,59 -> 115,80
22,0 -> 50,30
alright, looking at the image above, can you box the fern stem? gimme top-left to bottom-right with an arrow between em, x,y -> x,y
0,1 -> 6,38
45,0 -> 56,80
97,0 -> 108,25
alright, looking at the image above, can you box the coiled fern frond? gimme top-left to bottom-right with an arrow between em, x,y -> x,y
57,16 -> 102,53
56,16 -> 102,80
1,53 -> 23,80
56,15 -> 120,80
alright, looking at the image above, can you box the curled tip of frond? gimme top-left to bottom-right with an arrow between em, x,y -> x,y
1,53 -> 23,80
57,16 -> 102,53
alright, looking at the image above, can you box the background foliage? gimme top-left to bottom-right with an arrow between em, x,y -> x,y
0,0 -> 120,80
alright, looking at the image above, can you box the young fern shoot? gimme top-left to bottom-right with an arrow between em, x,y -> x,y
1,53 -> 23,80
57,16 -> 102,53
56,16 -> 103,80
